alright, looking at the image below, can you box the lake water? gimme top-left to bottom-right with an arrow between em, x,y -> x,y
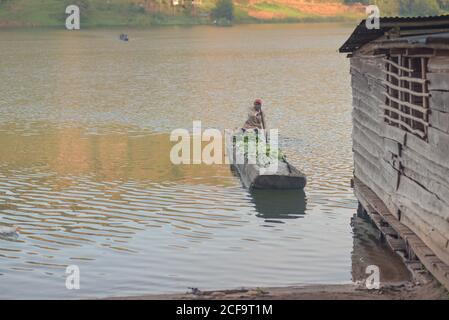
0,24 -> 410,299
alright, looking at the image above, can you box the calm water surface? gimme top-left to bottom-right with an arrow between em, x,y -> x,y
0,24 -> 409,299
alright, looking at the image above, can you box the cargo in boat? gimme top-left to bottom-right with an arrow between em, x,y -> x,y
226,129 -> 307,190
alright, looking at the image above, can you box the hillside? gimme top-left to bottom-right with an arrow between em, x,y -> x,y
243,0 -> 364,21
0,0 -> 366,27
1,0 -> 448,28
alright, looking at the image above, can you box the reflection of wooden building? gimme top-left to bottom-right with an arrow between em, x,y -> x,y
340,16 -> 449,290
351,206 -> 411,284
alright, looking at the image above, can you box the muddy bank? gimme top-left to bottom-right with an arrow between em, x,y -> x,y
106,280 -> 448,300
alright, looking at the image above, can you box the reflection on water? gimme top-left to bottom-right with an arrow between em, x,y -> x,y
0,127 -> 232,185
250,189 -> 307,221
0,25 -> 410,299
351,206 -> 411,283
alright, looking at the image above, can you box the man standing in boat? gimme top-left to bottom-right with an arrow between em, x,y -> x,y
244,99 -> 267,132
243,99 -> 269,143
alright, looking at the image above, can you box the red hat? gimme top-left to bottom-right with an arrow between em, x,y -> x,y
254,99 -> 262,106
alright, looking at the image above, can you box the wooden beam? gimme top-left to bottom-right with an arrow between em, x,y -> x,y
428,73 -> 449,90
354,177 -> 449,291
430,91 -> 449,113
429,110 -> 449,133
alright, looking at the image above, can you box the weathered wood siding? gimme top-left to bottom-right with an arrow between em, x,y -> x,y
350,53 -> 449,267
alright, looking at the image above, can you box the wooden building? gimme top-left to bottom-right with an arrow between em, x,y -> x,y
340,16 -> 449,290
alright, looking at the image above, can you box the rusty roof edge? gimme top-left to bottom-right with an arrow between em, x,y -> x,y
339,15 -> 449,54
372,32 -> 449,47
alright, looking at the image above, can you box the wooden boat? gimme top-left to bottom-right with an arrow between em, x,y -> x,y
227,130 -> 307,190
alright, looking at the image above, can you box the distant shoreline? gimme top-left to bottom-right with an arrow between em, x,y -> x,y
0,0 -> 367,29
0,17 -> 361,30
0,14 -> 364,29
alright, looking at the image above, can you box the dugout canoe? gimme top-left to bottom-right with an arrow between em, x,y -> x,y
226,131 -> 307,190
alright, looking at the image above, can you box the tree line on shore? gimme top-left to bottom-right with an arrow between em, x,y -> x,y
343,0 -> 449,16
1,0 -> 448,28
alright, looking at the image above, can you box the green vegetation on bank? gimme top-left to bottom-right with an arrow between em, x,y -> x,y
0,0 -> 448,28
0,0 -> 211,27
0,0 -> 362,27
211,0 -> 234,24
247,1 -> 363,23
344,0 -> 449,17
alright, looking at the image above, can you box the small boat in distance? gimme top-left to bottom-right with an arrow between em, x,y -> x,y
119,34 -> 129,42
213,18 -> 233,27
0,225 -> 19,240
227,129 -> 307,190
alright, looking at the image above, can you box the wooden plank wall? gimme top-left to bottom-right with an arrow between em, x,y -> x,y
350,52 -> 449,268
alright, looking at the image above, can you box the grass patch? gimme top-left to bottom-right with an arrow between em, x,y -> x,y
0,0 -> 364,27
253,2 -> 305,19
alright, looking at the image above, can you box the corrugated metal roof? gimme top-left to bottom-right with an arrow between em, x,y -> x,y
377,32 -> 449,45
339,15 -> 449,53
